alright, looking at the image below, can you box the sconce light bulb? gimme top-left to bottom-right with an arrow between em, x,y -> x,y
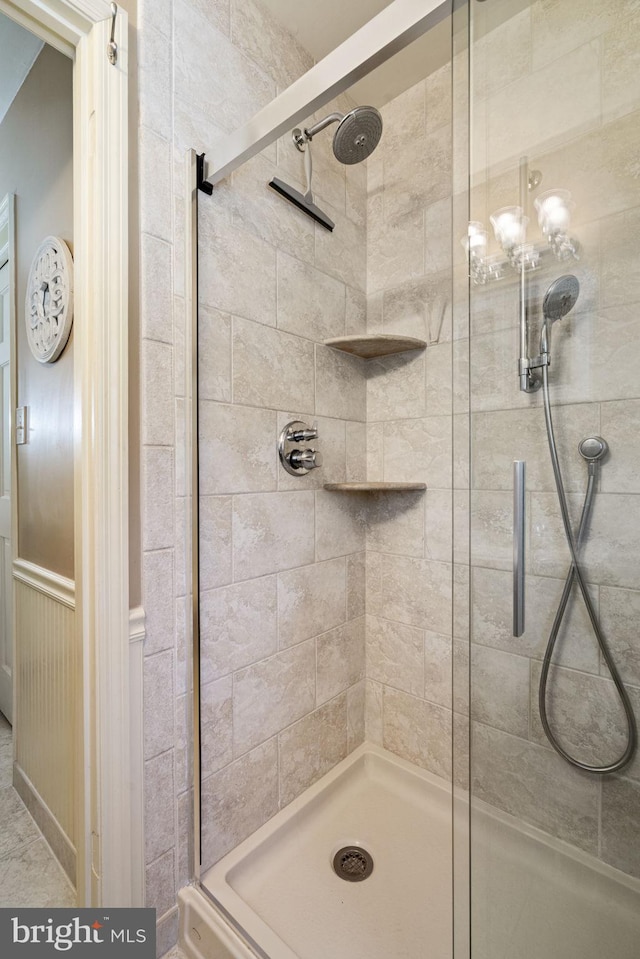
490,206 -> 527,252
534,189 -> 573,236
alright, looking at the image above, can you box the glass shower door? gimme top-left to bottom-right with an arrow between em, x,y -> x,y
465,1 -> 640,956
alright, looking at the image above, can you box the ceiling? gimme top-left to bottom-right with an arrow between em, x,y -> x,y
259,0 -> 452,107
0,13 -> 43,126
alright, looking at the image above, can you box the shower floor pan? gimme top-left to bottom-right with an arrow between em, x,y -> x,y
181,744 -> 452,959
179,743 -> 640,959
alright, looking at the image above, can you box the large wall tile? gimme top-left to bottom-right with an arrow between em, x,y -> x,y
199,495 -> 233,590
530,0 -> 625,71
383,416 -> 452,488
470,489 -> 514,572
347,681 -> 366,750
200,677 -> 233,780
315,490 -> 366,561
366,491 -> 425,558
145,751 -> 175,864
383,687 -> 452,780
230,0 -> 312,95
232,318 -> 315,413
472,403 -> 601,493
602,13 -> 640,123
383,272 -> 452,343
472,566 -> 601,674
365,680 -> 384,746
316,618 -> 365,705
200,739 -> 278,870
383,124 -> 451,222
424,630 -> 452,709
600,586 -> 640,686
426,341 -> 453,416
367,350 -> 426,422
600,777 -> 640,880
278,558 -> 346,648
199,218 -> 277,326
486,40 -> 601,169
531,492 -> 640,589
233,641 -> 316,755
366,615 -> 424,698
199,403 -> 276,495
600,208 -> 640,310
425,489 -> 453,562
471,723 -> 599,854
315,201 -> 367,291
347,552 -> 366,621
601,400 -> 640,494
367,553 -> 452,635
471,7 -> 531,101
470,645 -> 530,738
277,252 -> 345,342
530,662 -> 631,769
278,695 -> 348,807
174,0 -> 274,134
367,202 -> 425,295
233,491 -> 315,579
315,345 -> 366,422
231,154 -> 315,264
144,652 -> 175,760
200,576 -> 277,683
199,306 -> 232,402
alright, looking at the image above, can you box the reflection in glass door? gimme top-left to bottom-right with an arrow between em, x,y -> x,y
465,2 -> 640,956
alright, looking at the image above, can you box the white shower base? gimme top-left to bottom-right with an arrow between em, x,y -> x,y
179,743 -> 640,959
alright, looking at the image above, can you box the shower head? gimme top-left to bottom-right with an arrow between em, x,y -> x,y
333,107 -> 383,164
540,275 -> 580,357
542,275 -> 580,323
300,106 -> 383,164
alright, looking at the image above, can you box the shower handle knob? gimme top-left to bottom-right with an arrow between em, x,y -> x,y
287,424 -> 318,442
290,448 -> 322,471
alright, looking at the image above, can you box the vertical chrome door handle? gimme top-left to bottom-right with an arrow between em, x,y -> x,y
513,461 -> 526,637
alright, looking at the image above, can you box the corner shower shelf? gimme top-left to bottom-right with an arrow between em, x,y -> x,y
324,482 -> 426,492
324,334 -> 427,358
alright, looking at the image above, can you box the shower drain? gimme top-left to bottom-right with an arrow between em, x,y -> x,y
333,846 -> 374,882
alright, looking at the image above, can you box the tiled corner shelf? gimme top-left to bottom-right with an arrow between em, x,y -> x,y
324,334 -> 427,358
324,482 -> 427,492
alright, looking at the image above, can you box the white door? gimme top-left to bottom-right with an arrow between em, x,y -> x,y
0,258 -> 12,722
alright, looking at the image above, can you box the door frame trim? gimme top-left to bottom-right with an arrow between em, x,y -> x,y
0,0 -> 137,907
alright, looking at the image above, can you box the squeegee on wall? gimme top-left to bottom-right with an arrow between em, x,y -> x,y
268,137 -> 335,232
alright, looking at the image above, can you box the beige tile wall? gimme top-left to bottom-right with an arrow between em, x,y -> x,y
363,65 -> 458,782
138,0 -> 366,950
467,0 -> 640,882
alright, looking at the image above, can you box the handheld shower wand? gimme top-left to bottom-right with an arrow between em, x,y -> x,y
539,274 -> 580,358
538,275 -> 637,773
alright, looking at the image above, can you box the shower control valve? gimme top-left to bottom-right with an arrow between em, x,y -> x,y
278,420 -> 322,476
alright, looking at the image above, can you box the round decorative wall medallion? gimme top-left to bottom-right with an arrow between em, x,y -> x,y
25,235 -> 74,363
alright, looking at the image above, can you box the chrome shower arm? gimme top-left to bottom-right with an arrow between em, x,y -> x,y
304,113 -> 343,139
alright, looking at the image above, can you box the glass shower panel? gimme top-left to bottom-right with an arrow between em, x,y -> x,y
467,1 -> 640,957
194,16 -> 458,956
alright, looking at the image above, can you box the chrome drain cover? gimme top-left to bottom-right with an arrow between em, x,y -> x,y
333,846 -> 374,882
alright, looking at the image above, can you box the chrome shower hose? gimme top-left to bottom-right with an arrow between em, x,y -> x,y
539,363 -> 637,774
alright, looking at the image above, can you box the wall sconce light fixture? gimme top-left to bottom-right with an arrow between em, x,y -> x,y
464,185 -> 580,285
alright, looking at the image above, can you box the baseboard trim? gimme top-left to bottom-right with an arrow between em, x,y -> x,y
13,762 -> 76,886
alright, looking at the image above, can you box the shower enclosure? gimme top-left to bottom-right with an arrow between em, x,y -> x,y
180,1 -> 640,956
